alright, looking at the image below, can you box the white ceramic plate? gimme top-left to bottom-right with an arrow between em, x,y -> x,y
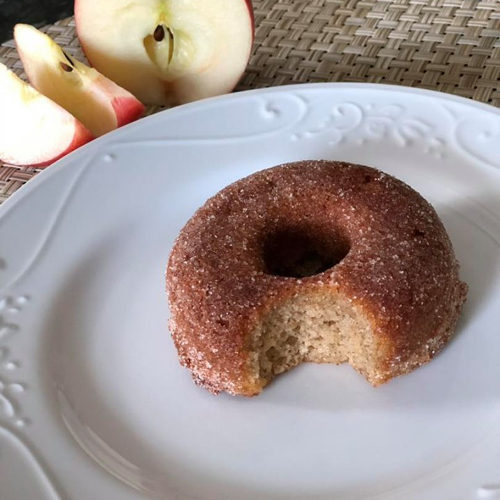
1,83 -> 500,500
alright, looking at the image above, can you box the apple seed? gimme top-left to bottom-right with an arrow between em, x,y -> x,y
62,50 -> 75,68
59,62 -> 74,72
154,25 -> 165,42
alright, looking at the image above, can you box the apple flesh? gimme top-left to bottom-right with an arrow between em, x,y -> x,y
14,24 -> 145,137
75,0 -> 254,105
0,64 -> 93,167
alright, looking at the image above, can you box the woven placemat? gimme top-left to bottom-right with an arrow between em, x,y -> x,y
1,0 -> 499,203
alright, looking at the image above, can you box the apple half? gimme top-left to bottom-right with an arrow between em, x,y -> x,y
75,0 -> 254,105
14,24 -> 145,137
0,64 -> 93,167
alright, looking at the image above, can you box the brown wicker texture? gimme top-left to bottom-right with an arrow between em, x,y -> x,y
1,0 -> 499,203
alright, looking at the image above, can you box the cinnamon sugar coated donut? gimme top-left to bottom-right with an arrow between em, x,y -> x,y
166,160 -> 467,396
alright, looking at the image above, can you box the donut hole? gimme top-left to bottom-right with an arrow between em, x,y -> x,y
262,227 -> 350,278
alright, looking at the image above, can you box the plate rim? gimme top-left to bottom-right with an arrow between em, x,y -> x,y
1,81 -> 499,221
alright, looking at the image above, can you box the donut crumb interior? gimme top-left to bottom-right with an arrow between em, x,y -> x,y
249,291 -> 381,388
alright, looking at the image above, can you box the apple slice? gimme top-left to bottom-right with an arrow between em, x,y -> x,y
14,24 -> 145,137
75,0 -> 254,105
0,63 -> 93,167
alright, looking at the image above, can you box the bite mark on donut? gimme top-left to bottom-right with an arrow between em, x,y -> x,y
249,291 -> 382,387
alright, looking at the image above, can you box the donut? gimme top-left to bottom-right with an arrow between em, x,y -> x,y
166,160 -> 467,396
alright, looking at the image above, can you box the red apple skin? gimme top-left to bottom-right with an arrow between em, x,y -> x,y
246,0 -> 255,38
112,96 -> 145,127
88,72 -> 146,130
18,122 -> 94,168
